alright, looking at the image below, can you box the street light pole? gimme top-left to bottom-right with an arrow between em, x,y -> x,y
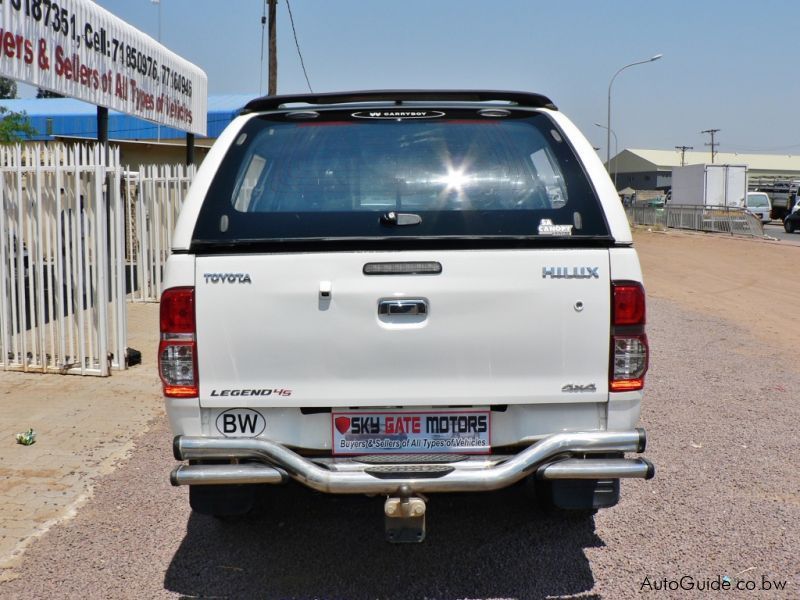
595,123 -> 619,188
606,54 -> 663,180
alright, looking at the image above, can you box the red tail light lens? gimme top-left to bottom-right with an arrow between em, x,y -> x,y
160,287 -> 195,333
159,287 -> 198,398
613,283 -> 646,326
610,281 -> 648,392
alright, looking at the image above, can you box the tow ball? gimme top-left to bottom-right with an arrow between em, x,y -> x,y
384,488 -> 426,543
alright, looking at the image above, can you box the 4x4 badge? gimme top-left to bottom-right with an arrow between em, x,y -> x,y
562,384 -> 597,393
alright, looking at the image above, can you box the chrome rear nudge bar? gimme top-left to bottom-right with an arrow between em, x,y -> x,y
171,429 -> 653,494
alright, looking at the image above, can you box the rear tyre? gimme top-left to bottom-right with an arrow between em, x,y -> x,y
784,219 -> 796,233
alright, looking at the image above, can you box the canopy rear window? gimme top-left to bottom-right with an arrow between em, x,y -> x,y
192,110 -> 609,248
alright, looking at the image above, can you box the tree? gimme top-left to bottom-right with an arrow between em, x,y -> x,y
0,106 -> 37,143
36,88 -> 64,99
0,77 -> 18,100
0,77 -> 35,142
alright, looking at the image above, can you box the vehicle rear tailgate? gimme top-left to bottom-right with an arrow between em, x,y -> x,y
195,249 -> 610,408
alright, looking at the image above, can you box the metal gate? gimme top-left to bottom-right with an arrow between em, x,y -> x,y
125,164 -> 195,303
626,204 -> 765,237
0,144 -> 127,376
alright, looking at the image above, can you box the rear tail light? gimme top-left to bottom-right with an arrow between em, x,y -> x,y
159,287 -> 198,397
610,281 -> 648,392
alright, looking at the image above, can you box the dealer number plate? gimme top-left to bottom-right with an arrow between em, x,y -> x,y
331,410 -> 491,455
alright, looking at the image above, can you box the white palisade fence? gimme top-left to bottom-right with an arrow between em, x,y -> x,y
0,146 -> 195,376
0,144 -> 127,376
125,163 -> 195,303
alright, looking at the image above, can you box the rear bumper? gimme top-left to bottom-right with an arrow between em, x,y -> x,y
171,429 -> 654,494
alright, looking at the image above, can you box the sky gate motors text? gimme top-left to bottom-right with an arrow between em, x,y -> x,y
348,414 -> 488,435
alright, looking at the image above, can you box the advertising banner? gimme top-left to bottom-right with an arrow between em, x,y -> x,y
331,410 -> 492,455
0,0 -> 207,135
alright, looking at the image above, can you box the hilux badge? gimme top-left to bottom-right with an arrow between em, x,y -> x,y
542,267 -> 600,279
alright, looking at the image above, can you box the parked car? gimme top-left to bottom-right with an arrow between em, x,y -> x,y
745,191 -> 771,223
645,197 -> 665,209
783,207 -> 800,233
161,90 -> 654,541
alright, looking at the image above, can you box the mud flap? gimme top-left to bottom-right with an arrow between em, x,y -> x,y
538,478 -> 620,510
190,484 -> 256,517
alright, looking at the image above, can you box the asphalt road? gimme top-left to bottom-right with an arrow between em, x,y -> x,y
1,295 -> 798,599
763,221 -> 800,243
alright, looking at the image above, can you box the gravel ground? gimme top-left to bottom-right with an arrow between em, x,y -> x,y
1,294 -> 797,599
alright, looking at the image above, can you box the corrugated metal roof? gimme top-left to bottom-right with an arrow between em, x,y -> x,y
618,148 -> 800,173
0,94 -> 254,140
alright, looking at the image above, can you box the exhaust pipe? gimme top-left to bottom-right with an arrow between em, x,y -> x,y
171,463 -> 287,486
538,457 -> 655,480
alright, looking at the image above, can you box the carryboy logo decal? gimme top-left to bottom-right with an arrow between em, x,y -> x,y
351,110 -> 446,120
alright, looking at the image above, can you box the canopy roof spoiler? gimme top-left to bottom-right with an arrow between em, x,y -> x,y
242,90 -> 558,113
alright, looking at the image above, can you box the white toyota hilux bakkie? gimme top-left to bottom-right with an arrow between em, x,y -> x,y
161,90 -> 653,542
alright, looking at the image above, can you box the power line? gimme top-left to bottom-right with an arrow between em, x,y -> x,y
286,0 -> 313,93
701,129 -> 720,163
675,145 -> 693,166
719,142 -> 800,153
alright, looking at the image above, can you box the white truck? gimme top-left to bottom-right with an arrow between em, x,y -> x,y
670,163 -> 748,207
161,91 -> 653,542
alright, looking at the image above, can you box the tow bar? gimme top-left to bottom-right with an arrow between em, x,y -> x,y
384,485 -> 426,543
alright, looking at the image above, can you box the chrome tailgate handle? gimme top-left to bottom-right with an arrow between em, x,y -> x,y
378,299 -> 428,316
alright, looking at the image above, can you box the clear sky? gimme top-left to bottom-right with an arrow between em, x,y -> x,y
17,1 -> 800,158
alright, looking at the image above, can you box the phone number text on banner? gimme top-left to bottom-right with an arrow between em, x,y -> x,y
0,0 -> 207,135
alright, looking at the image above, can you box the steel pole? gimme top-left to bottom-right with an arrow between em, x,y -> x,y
595,122 -> 618,188
606,54 -> 663,179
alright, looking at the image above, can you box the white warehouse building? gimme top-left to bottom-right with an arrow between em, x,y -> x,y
609,149 -> 800,191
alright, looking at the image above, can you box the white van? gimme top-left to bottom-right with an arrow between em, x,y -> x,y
745,192 -> 771,223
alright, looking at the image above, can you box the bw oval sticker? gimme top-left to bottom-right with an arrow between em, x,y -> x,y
215,408 -> 266,438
